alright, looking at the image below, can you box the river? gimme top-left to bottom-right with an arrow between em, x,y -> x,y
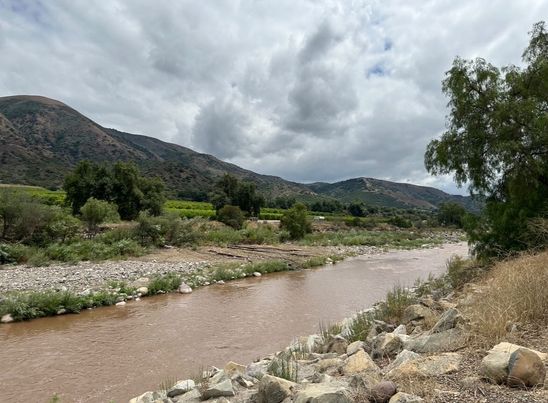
0,242 -> 468,402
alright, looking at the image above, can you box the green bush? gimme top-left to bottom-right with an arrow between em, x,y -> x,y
147,273 -> 182,294
80,198 -> 120,234
376,285 -> 417,324
217,205 -> 245,230
280,203 -> 311,240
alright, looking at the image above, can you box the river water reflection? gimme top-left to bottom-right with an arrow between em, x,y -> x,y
0,243 -> 468,402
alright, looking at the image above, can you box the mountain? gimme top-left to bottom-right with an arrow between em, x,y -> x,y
0,95 -> 312,200
308,177 -> 478,210
0,95 -> 476,210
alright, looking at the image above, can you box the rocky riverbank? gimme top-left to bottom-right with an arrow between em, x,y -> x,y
0,244 -> 387,294
129,259 -> 548,403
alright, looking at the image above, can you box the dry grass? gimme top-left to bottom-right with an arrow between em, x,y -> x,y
465,250 -> 548,345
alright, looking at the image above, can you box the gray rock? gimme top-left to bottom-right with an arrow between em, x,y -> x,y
115,301 -> 126,306
201,379 -> 234,399
136,286 -> 148,296
389,392 -> 424,403
247,360 -> 271,379
177,282 -> 192,294
294,383 -> 353,403
393,325 -> 407,335
129,391 -> 167,403
1,313 -> 14,323
372,333 -> 403,358
346,340 -> 367,357
167,380 -> 195,398
386,353 -> 462,379
403,328 -> 465,353
384,349 -> 421,373
429,308 -> 462,333
479,351 -> 509,384
341,349 -> 380,375
370,381 -> 397,403
256,374 -> 296,403
253,272 -> 262,277
172,389 -> 201,402
324,335 -> 348,355
402,305 -> 436,325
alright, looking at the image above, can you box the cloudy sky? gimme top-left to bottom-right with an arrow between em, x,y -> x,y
0,1 -> 545,194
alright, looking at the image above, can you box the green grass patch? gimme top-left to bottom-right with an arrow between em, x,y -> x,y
147,273 -> 182,294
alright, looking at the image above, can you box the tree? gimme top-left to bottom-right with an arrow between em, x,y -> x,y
348,202 -> 365,217
64,161 -> 165,220
437,202 -> 466,228
280,203 -> 312,240
210,174 -> 264,217
80,198 -> 119,234
425,22 -> 548,256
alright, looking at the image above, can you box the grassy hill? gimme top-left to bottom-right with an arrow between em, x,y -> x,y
0,95 -> 478,210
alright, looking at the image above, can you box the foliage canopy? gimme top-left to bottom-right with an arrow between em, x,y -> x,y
64,161 -> 165,220
425,22 -> 548,256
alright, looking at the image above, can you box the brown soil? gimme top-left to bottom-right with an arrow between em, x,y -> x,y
136,243 -> 344,265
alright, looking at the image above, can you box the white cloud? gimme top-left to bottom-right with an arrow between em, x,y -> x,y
0,0 -> 545,195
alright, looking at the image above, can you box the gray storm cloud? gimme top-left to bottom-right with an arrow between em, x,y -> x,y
0,0 -> 545,194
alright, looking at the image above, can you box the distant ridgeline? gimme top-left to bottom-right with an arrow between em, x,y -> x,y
0,95 -> 478,211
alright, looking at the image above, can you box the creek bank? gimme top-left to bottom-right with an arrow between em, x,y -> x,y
130,279 -> 547,403
1,242 -> 400,322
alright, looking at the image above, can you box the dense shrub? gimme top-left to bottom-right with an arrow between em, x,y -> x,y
217,205 -> 245,230
280,203 -> 311,240
80,198 -> 119,234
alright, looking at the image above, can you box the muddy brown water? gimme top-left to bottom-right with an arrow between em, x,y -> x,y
0,243 -> 468,403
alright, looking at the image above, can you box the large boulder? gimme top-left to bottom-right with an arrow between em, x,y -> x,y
167,379 -> 195,398
294,383 -> 353,403
201,379 -> 234,399
129,391 -> 166,403
370,381 -> 397,403
324,335 -> 348,355
389,392 -> 424,403
479,351 -> 510,384
177,282 -> 193,294
480,343 -> 547,387
173,389 -> 201,402
507,348 -> 546,388
1,313 -> 14,323
403,328 -> 466,353
488,342 -> 547,362
386,353 -> 462,379
384,349 -> 421,373
315,357 -> 344,374
224,361 -> 246,378
341,349 -> 380,375
256,374 -> 296,403
402,305 -> 436,325
372,333 -> 403,358
429,308 -> 463,334
346,340 -> 367,357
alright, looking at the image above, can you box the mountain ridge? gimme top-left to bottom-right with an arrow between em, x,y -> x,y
0,95 -> 476,210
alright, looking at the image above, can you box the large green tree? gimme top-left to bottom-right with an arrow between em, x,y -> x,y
210,174 -> 264,217
425,22 -> 548,256
64,161 -> 166,220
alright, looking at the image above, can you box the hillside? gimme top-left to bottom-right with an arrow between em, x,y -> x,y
308,177 -> 479,210
0,95 -> 476,209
